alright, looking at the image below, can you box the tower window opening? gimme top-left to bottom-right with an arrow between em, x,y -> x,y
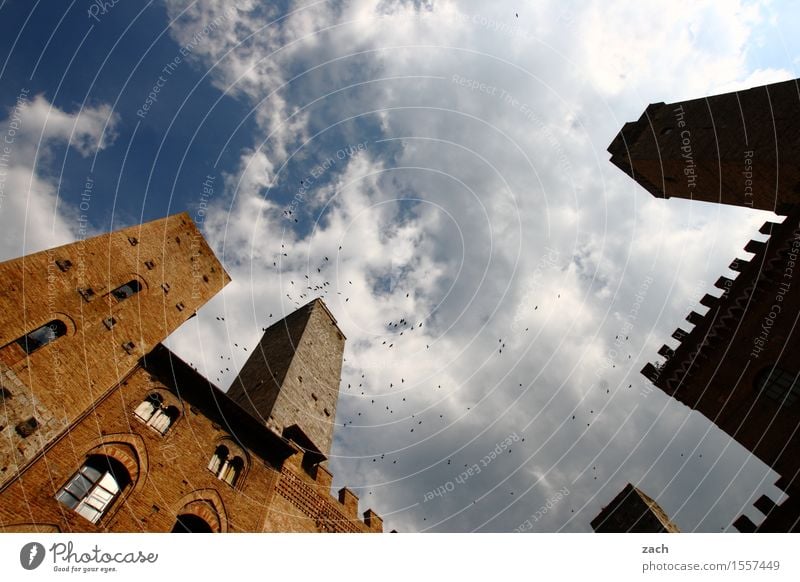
757,367 -> 800,406
15,320 -> 67,354
110,280 -> 142,302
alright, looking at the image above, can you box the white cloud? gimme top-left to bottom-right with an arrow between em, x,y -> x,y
160,0 -> 790,532
0,94 -> 119,261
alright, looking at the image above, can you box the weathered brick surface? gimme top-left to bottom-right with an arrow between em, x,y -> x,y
0,362 -> 63,484
0,213 -> 230,488
273,470 -> 361,533
0,347 -> 379,532
0,362 -> 279,532
591,484 -> 680,533
609,78 -> 800,213
0,218 -> 382,533
228,299 -> 345,456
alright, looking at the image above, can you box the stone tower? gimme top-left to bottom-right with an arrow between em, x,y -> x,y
608,78 -> 800,214
591,483 -> 680,533
0,213 -> 230,487
227,298 -> 345,457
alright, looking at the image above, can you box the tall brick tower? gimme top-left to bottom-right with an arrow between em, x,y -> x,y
0,213 -> 230,488
608,78 -> 800,213
591,484 -> 680,533
227,298 -> 344,457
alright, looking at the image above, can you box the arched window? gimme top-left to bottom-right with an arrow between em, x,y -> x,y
15,320 -> 67,354
207,445 -> 228,475
207,445 -> 244,487
55,455 -> 131,524
171,514 -> 213,533
756,367 -> 800,406
110,280 -> 142,302
149,406 -> 179,434
133,393 -> 179,435
133,393 -> 162,420
220,457 -> 244,487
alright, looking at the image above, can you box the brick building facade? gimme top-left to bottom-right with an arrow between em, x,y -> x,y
0,213 -> 383,533
611,78 -> 800,532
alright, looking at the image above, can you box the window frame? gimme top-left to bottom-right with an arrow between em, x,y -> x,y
108,279 -> 143,303
756,366 -> 800,406
14,320 -> 68,355
133,393 -> 179,436
207,443 -> 246,488
55,457 -> 126,524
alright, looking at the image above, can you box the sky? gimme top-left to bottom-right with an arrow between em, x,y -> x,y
1,0 -> 798,533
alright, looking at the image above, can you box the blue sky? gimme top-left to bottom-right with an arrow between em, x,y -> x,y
0,0 -> 256,232
1,0 -> 799,533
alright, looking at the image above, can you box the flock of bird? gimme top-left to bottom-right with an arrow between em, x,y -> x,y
178,81 -> 714,527
182,236 -> 654,519
175,217 -> 723,531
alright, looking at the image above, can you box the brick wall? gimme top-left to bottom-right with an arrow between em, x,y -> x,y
0,348 -> 381,533
609,78 -> 800,213
0,213 -> 230,489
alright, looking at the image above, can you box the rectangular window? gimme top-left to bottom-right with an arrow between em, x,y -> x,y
78,287 -> 96,302
103,317 -> 117,330
56,259 -> 73,272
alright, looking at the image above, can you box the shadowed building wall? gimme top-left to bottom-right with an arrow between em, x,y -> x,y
613,78 -> 800,532
609,78 -> 800,214
641,208 -> 800,532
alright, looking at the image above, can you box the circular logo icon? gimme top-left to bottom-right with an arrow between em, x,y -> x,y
20,542 -> 46,570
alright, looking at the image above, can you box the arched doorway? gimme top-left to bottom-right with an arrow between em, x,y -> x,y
171,514 -> 212,533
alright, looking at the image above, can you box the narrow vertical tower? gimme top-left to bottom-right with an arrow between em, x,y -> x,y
591,484 -> 680,533
608,78 -> 800,213
228,298 -> 345,457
